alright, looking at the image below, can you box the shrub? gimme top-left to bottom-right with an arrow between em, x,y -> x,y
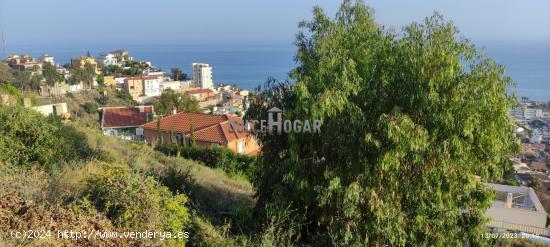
82,102 -> 98,113
156,144 -> 256,179
116,89 -> 133,101
0,106 -> 94,170
81,162 -> 190,246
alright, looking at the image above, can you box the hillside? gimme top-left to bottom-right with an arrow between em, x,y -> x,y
0,103 -> 259,246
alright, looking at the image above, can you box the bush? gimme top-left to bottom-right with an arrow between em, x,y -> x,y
82,102 -> 98,113
116,89 -> 133,101
157,144 -> 256,179
81,162 -> 190,246
503,177 -> 520,186
0,106 -> 94,170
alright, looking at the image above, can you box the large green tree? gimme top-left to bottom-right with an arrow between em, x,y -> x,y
171,67 -> 188,81
153,89 -> 201,116
69,63 -> 96,89
42,62 -> 63,86
247,1 -> 518,246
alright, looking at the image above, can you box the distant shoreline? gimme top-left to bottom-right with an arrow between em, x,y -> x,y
5,42 -> 549,100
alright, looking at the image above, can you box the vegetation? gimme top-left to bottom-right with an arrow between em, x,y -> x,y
10,69 -> 43,92
104,61 -> 151,77
1,1 -> 541,246
246,1 -> 519,246
153,89 -> 201,115
82,102 -> 98,113
171,67 -> 188,81
69,63 -> 96,89
80,162 -> 190,246
0,105 -> 94,170
157,144 -> 257,179
42,62 -> 63,86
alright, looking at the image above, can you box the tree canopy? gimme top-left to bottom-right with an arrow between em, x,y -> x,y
69,63 -> 96,88
153,89 -> 201,116
42,62 -> 63,86
171,68 -> 188,81
247,1 -> 519,246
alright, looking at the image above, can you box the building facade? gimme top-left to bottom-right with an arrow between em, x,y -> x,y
192,63 -> 213,89
143,76 -> 161,97
72,56 -> 100,74
124,77 -> 145,99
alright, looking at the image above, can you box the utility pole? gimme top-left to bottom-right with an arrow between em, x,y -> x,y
2,31 -> 7,60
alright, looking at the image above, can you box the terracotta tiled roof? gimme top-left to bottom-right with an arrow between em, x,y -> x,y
101,106 -> 154,128
141,112 -> 250,144
186,88 -> 214,95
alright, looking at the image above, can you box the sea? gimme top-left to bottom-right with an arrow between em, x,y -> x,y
6,41 -> 550,101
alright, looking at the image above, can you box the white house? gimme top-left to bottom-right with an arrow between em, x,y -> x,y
42,53 -> 54,64
114,77 -> 126,87
97,53 -> 119,67
143,76 -> 161,97
160,81 -> 181,92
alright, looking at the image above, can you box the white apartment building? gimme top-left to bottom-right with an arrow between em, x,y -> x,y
159,81 -> 182,92
97,53 -> 119,67
192,63 -> 213,89
114,77 -> 127,87
42,54 -> 54,64
143,76 -> 162,97
524,108 -> 544,119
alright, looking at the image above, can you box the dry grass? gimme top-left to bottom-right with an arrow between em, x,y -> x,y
70,122 -> 255,218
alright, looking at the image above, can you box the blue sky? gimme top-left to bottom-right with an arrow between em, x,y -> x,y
1,0 -> 549,45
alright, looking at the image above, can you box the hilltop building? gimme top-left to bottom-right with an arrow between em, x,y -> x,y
6,54 -> 43,73
97,50 -> 132,67
123,76 -> 162,100
72,56 -> 100,75
41,53 -> 54,64
124,77 -> 145,100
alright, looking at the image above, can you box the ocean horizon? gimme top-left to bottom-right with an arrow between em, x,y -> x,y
6,41 -> 550,101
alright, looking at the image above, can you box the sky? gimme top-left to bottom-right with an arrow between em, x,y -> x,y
1,0 -> 549,46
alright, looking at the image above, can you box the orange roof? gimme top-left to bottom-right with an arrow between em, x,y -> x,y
141,112 -> 250,144
101,106 -> 154,128
186,88 -> 214,95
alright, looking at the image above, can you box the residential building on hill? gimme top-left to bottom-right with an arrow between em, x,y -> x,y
41,53 -> 54,64
110,50 -> 132,62
184,88 -> 221,108
160,81 -> 182,92
103,76 -> 116,88
72,56 -> 100,75
97,53 -> 118,67
7,54 -> 43,73
143,76 -> 162,97
192,63 -> 213,89
100,106 -> 154,140
141,112 -> 260,155
124,77 -> 145,100
32,102 -> 69,119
